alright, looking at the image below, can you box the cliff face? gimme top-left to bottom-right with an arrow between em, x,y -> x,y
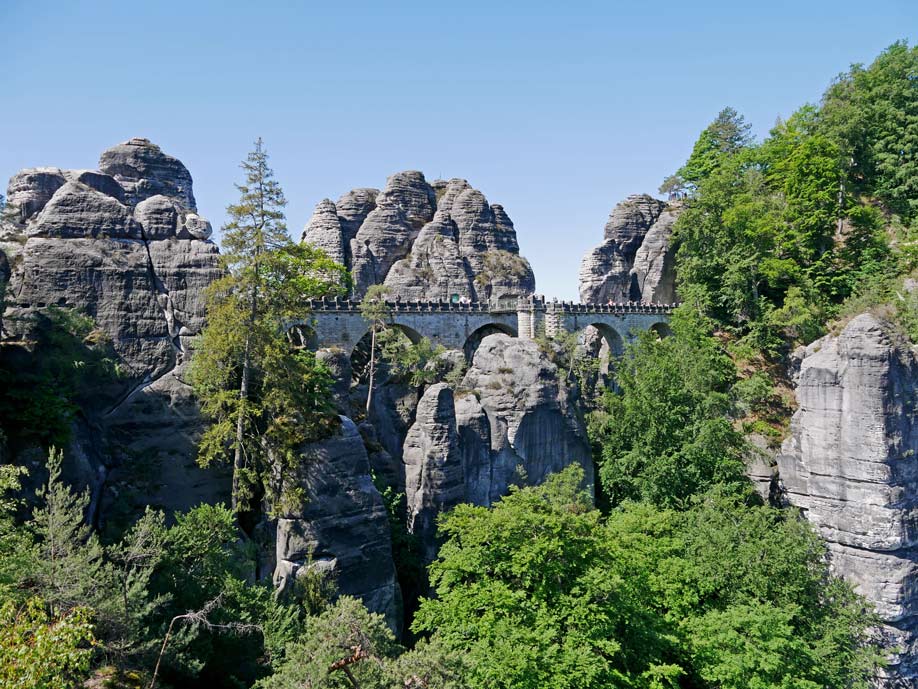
777,314 -> 918,684
2,138 -> 229,519
403,334 -> 594,563
579,194 -> 680,304
302,172 -> 535,301
274,416 -> 400,632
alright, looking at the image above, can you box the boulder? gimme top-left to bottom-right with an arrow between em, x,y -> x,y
134,195 -> 179,240
579,238 -> 633,303
349,172 -> 436,296
274,416 -> 400,632
460,334 -> 594,500
630,205 -> 679,303
3,139 -> 226,519
28,181 -> 140,239
335,188 -> 378,240
603,194 -> 665,260
6,168 -> 67,222
401,334 -> 594,562
777,314 -> 918,684
384,210 -> 475,301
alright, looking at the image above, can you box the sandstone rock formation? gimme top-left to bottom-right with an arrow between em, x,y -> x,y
579,194 -> 680,304
403,383 -> 464,563
2,138 -> 228,518
777,314 -> 918,684
402,334 -> 594,562
274,416 -> 400,630
302,172 -> 535,301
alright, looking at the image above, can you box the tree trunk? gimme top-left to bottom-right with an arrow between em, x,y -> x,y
366,325 -> 376,417
232,335 -> 252,513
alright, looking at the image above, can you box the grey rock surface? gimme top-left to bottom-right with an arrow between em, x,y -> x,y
98,137 -> 196,210
630,205 -> 679,304
401,334 -> 594,562
579,194 -> 680,303
274,416 -> 400,631
302,172 -> 534,300
777,314 -> 918,684
460,334 -> 594,500
3,139 -> 228,517
28,181 -> 140,239
301,198 -> 346,265
6,168 -> 67,222
403,383 -> 464,563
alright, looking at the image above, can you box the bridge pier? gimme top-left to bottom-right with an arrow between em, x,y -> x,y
516,295 -> 543,340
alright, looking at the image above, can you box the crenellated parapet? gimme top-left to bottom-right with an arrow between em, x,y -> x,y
304,295 -> 675,316
298,294 -> 674,358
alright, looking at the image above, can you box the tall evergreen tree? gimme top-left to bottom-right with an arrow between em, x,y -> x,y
190,139 -> 349,517
28,447 -> 108,617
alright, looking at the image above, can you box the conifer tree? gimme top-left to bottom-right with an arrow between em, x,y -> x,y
28,447 -> 108,617
190,139 -> 349,516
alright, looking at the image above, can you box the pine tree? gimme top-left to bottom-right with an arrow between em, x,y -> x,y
28,447 -> 108,617
190,139 -> 349,517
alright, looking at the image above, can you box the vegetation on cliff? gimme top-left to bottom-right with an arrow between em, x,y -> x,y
1,40 -> 916,689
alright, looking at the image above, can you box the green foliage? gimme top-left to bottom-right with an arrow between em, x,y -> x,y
258,596 -> 399,689
27,448 -> 109,617
0,464 -> 31,598
590,305 -> 749,508
190,139 -> 348,514
415,467 -> 678,689
671,42 -> 918,354
381,332 -> 445,388
820,41 -> 918,221
415,468 -> 882,689
678,107 -> 753,190
259,596 -> 467,689
0,308 -> 120,447
0,597 -> 95,689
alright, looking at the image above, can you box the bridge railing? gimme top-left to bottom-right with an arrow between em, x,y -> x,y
303,295 -> 676,316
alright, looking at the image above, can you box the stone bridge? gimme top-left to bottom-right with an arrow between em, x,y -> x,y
298,296 -> 674,358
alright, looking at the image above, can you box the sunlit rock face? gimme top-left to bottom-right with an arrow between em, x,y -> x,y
301,172 -> 535,300
579,193 -> 680,304
2,138 -> 227,520
777,313 -> 918,686
274,415 -> 401,633
402,334 -> 594,564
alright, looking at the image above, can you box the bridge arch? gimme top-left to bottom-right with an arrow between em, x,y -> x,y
581,322 -> 625,359
650,321 -> 672,339
348,323 -> 425,386
463,322 -> 518,361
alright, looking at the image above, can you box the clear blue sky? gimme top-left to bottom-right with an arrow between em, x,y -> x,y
1,1 -> 915,299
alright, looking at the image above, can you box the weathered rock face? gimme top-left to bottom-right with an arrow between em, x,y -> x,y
274,416 -> 400,631
302,172 -> 535,300
777,314 -> 918,685
98,137 -> 196,210
2,139 -> 228,518
460,334 -> 594,498
403,383 -> 464,563
402,334 -> 594,562
579,194 -> 680,303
